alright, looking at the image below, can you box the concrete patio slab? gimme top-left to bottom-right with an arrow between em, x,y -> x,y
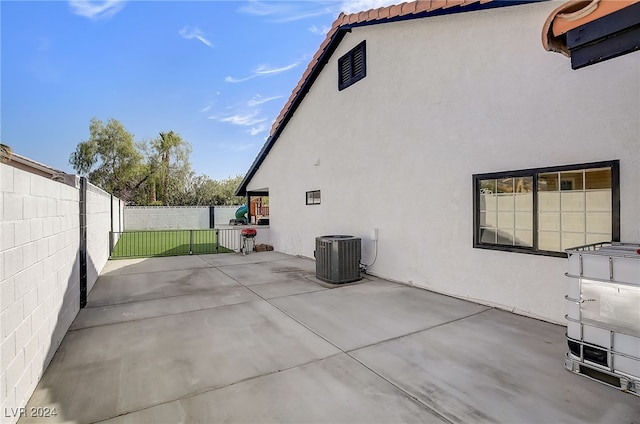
71,286 -> 261,330
101,255 -> 210,276
23,301 -> 340,423
19,252 -> 640,424
351,308 -> 640,423
87,266 -> 241,307
248,278 -> 328,299
218,260 -> 315,286
270,280 -> 491,351
102,354 -> 447,424
198,251 -> 293,267
266,256 -> 317,272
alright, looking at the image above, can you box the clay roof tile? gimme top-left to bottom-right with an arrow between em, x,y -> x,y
444,0 -> 464,8
389,3 -> 403,16
415,1 -> 434,13
400,2 -> 417,15
377,5 -> 393,18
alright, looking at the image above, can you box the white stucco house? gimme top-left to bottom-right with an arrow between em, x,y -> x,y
236,0 -> 640,324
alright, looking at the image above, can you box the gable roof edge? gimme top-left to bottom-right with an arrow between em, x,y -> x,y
235,25 -> 350,196
235,0 -> 548,196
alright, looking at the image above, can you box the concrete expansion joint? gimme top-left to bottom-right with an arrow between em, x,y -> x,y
345,307 -> 494,354
345,351 -> 456,424
84,284 -> 248,309
90,352 -> 347,424
216,265 -> 346,354
70,290 -> 262,332
102,265 -> 210,278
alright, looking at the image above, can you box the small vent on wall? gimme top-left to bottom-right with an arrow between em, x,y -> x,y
338,41 -> 366,91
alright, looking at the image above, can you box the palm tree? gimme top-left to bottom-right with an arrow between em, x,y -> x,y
153,131 -> 183,205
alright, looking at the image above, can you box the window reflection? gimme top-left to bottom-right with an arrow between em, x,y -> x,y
475,163 -> 616,254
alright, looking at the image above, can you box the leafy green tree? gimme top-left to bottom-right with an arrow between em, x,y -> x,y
152,131 -> 192,205
0,143 -> 12,162
69,117 -> 240,207
180,174 -> 217,205
216,174 -> 245,205
69,118 -> 148,202
177,174 -> 245,206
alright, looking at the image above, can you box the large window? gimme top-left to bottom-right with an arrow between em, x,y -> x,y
338,41 -> 366,91
473,161 -> 619,256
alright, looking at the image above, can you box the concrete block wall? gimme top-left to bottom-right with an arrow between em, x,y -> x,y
124,206 -> 210,230
86,183 -> 111,294
111,195 -> 124,249
124,206 -> 244,230
213,206 -> 243,227
1,165 -> 121,424
1,164 -> 80,424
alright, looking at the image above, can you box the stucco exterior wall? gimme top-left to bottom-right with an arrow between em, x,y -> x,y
246,2 -> 640,324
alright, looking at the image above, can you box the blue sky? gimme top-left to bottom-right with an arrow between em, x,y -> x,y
1,0 -> 390,180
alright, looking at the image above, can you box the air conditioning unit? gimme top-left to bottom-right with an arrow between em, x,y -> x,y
315,235 -> 361,284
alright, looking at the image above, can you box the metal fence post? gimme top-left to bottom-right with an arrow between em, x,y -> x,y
189,230 -> 194,255
79,177 -> 88,308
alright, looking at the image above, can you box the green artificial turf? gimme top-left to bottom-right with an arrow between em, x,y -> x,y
111,230 -> 234,258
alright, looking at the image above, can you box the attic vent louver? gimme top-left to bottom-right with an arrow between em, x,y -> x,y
338,41 -> 366,91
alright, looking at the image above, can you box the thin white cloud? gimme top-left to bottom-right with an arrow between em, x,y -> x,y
249,124 -> 268,136
225,75 -> 252,83
340,0 -> 396,14
308,25 -> 331,36
274,8 -> 336,23
207,94 -> 280,136
238,1 -> 336,23
179,26 -> 213,47
225,63 -> 299,83
247,95 -> 284,107
214,111 -> 267,127
68,0 -> 126,20
236,0 -> 283,16
200,104 -> 212,113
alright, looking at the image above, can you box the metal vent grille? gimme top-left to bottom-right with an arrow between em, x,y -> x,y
315,235 -> 361,284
